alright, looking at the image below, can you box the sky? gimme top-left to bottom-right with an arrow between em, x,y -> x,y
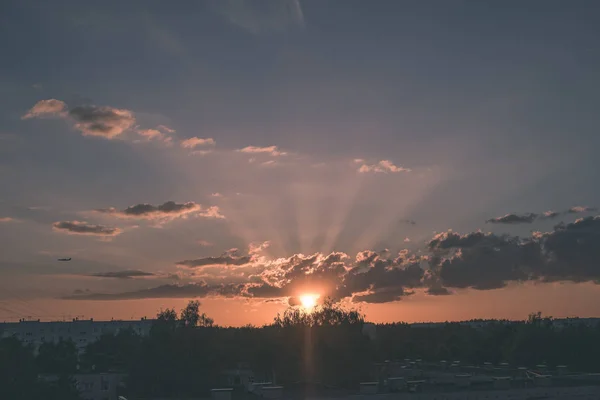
1,0 -> 600,326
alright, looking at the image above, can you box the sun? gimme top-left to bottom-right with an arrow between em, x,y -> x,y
299,294 -> 319,310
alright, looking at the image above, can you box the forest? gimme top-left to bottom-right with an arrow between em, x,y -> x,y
2,300 -> 600,399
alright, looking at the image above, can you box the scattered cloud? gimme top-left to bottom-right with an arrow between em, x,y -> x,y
541,210 -> 560,219
22,99 -> 67,119
0,217 -> 17,223
63,211 -> 600,303
63,283 -> 215,300
68,105 -> 136,138
357,160 -> 410,173
95,201 -> 224,221
567,206 -> 597,214
197,240 -> 214,247
52,221 -> 122,237
486,206 -> 597,224
176,250 -> 252,268
248,241 -> 270,255
237,145 -> 286,156
486,213 -> 538,224
157,125 -> 175,133
136,128 -> 163,139
181,137 -> 216,149
210,193 -> 223,198
89,270 -> 155,279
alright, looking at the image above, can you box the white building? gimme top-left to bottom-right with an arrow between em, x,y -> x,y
0,318 -> 154,353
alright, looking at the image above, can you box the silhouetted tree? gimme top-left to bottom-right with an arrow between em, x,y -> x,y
37,339 -> 78,374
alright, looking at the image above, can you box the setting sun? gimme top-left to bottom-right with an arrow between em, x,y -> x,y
299,294 -> 319,310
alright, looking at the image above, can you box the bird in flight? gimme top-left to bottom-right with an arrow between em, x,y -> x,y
58,257 -> 72,261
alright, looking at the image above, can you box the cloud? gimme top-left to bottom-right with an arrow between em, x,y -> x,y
237,145 -> 286,156
22,99 -> 67,119
0,217 -> 16,223
248,241 -> 270,255
486,213 -> 538,224
52,221 -> 122,237
23,99 -> 142,140
539,216 -> 600,282
63,283 -> 214,300
399,219 -> 417,225
95,201 -> 224,221
352,286 -> 412,304
180,137 -> 216,149
197,240 -> 214,247
136,128 -> 163,139
357,160 -> 410,173
176,251 -> 252,268
89,270 -> 155,279
541,210 -> 560,219
63,214 -> 600,303
157,125 -> 175,133
428,230 -> 508,250
68,105 -> 136,138
486,206 -> 597,224
567,206 -> 597,214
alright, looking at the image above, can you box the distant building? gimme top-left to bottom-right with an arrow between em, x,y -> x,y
0,318 -> 154,353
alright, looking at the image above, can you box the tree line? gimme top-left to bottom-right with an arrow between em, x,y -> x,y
2,301 -> 600,399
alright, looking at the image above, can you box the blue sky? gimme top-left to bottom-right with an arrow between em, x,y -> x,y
1,0 -> 600,325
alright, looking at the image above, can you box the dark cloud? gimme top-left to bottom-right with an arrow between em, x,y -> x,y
486,206 -> 597,224
63,215 -> 600,302
52,221 -> 121,237
89,270 -> 155,279
428,231 -> 509,251
540,216 -> 600,282
96,201 -> 224,220
426,285 -> 452,296
63,283 -> 213,300
352,286 -> 412,303
486,213 -> 538,224
338,253 -> 424,303
428,230 -> 539,290
68,105 -> 135,138
63,282 -> 244,300
176,251 -> 252,268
